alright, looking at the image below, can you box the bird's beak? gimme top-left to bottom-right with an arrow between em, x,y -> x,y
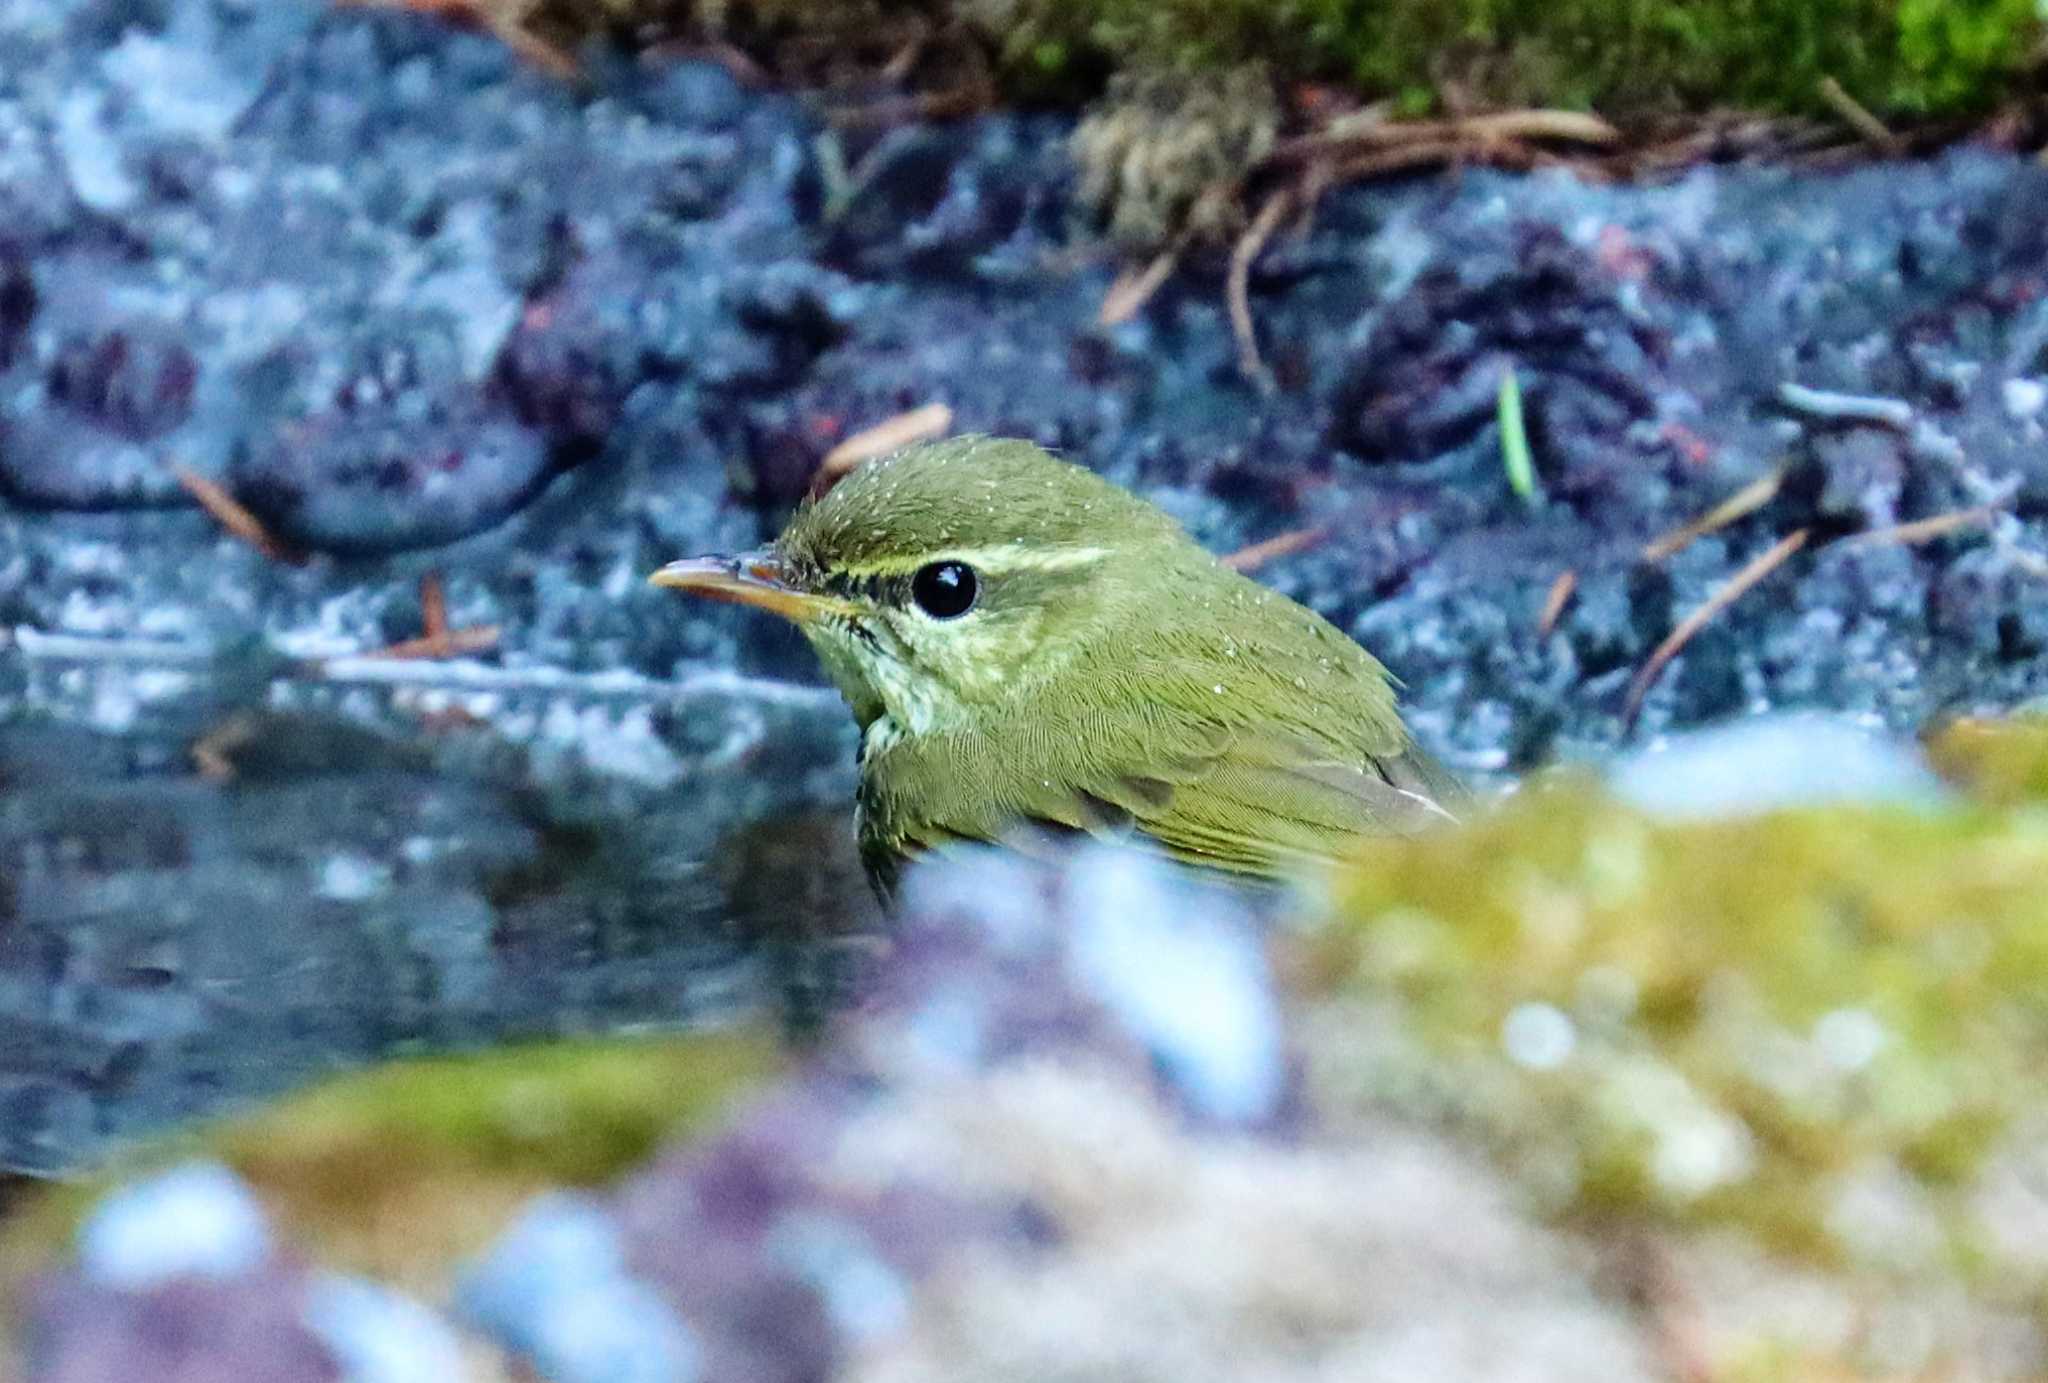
648,549 -> 849,625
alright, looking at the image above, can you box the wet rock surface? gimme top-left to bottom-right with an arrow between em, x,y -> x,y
3,0 -> 2048,1170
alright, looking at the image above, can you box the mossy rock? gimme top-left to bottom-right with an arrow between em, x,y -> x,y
982,0 -> 2044,118
1299,778 -> 2048,1279
0,1031 -> 778,1308
449,0 -> 2045,122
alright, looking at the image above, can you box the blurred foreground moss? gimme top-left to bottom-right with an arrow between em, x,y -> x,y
1301,775 -> 2048,1278
1926,713 -> 2048,807
1,1032 -> 777,1296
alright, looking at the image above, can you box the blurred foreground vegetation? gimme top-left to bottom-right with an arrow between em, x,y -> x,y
6,720 -> 2048,1377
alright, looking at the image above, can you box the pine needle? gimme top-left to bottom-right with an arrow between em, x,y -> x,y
815,403 -> 954,488
1816,76 -> 1902,156
1838,503 -> 2002,548
1536,569 -> 1578,638
1229,188 -> 1296,392
1624,529 -> 1810,729
1641,471 -> 1782,562
1099,245 -> 1182,327
354,625 -> 502,662
172,464 -> 307,566
1221,525 -> 1328,572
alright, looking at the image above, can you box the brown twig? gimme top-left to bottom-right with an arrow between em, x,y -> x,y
1624,529 -> 1809,729
1221,525 -> 1329,573
1641,471 -> 1783,562
354,625 -> 502,662
1837,503 -> 2002,549
1229,188 -> 1297,392
420,571 -> 449,641
172,465 -> 308,566
879,25 -> 929,83
1098,245 -> 1184,327
1536,569 -> 1578,638
1265,108 -> 1619,167
815,403 -> 954,488
348,573 -> 500,662
1816,76 -> 1903,155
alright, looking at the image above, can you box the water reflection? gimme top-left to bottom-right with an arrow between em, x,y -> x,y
0,668 -> 870,1175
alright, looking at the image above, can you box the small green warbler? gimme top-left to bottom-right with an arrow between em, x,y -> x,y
654,436 -> 1461,898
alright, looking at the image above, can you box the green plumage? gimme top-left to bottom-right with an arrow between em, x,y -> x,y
763,436 -> 1465,898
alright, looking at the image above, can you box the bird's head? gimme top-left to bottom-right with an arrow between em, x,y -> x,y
651,436 -> 1200,738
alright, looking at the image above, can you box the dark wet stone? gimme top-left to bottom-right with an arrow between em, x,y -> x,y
1328,224 -> 1666,480
822,116 -> 1067,279
0,253 -> 33,369
497,260 -> 654,449
232,400 -> 550,553
45,323 -> 196,440
0,255 -> 228,509
0,0 -> 821,542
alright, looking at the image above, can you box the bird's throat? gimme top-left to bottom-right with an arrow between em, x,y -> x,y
861,714 -> 906,763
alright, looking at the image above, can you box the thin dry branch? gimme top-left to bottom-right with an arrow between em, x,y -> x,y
1642,471 -> 1783,562
172,464 -> 308,566
352,625 -> 502,662
1099,245 -> 1184,326
1329,139 -> 1483,183
815,403 -> 954,488
1266,108 -> 1619,167
348,572 -> 500,662
1624,529 -> 1810,729
1536,569 -> 1579,638
420,571 -> 449,641
1838,503 -> 2002,549
1816,76 -> 1903,155
1229,188 -> 1298,391
1221,525 -> 1328,572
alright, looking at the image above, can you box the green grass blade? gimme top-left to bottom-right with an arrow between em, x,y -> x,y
1498,365 -> 1539,508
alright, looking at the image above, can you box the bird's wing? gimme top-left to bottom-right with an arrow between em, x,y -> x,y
1117,725 -> 1463,877
861,718 -> 1462,890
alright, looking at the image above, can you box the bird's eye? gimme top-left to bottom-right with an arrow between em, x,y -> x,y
910,560 -> 978,619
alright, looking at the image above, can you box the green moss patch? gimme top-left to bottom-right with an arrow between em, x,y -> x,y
511,0 -> 2041,122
